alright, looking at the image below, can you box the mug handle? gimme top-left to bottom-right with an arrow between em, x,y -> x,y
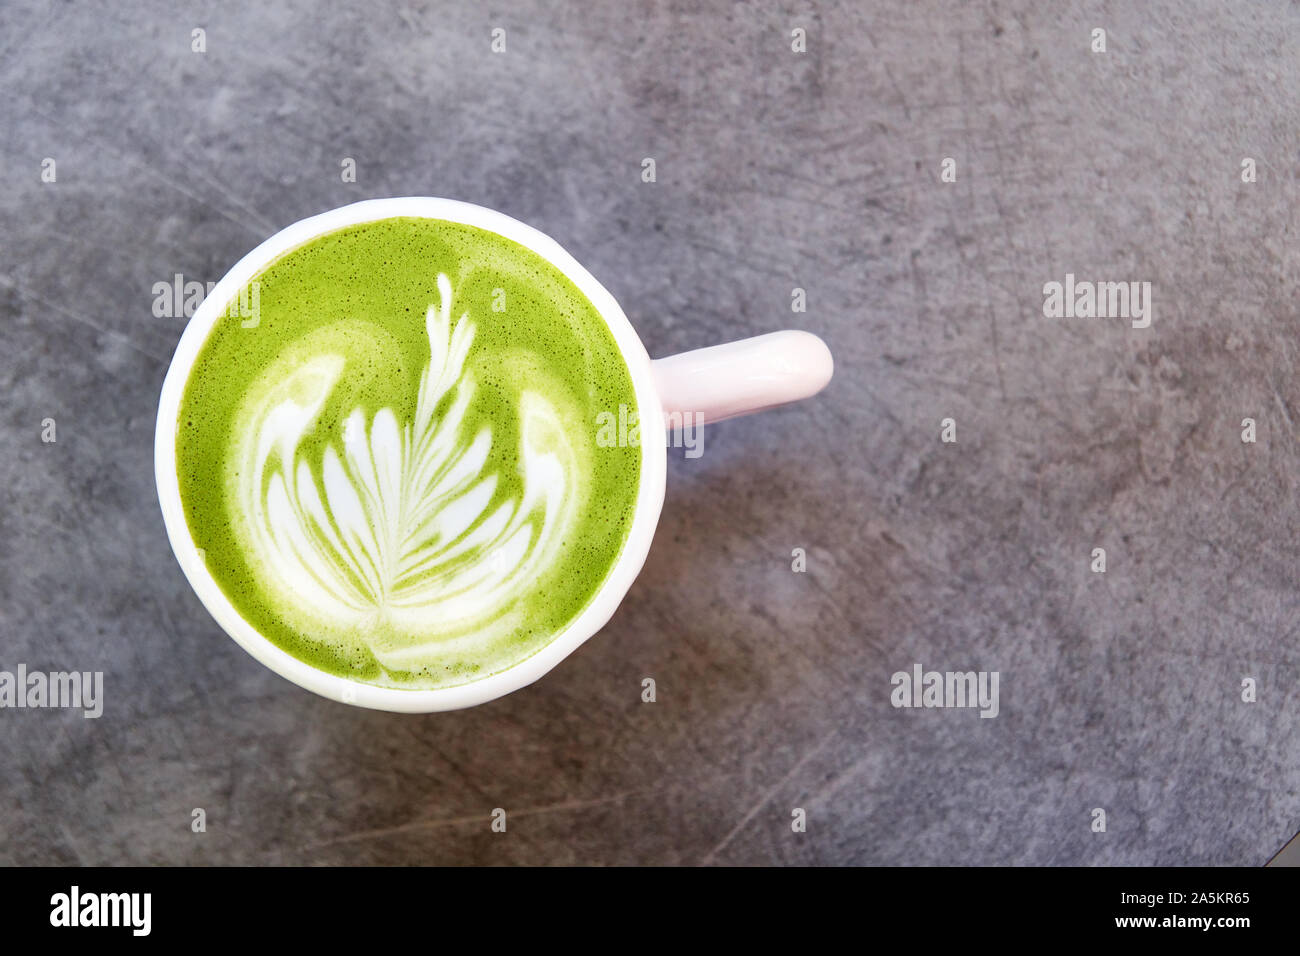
651,330 -> 833,425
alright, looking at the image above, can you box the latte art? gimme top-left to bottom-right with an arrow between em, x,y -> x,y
234,274 -> 579,670
175,216 -> 641,689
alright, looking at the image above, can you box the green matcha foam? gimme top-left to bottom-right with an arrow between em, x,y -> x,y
176,218 -> 641,689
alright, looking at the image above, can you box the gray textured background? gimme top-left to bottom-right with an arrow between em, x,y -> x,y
1,0 -> 1297,865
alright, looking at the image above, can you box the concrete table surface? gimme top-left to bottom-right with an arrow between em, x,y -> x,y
1,0 -> 1297,865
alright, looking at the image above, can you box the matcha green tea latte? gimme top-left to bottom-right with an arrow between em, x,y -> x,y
175,218 -> 641,690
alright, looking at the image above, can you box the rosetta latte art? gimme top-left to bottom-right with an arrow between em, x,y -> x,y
231,274 -> 580,671
177,216 -> 641,690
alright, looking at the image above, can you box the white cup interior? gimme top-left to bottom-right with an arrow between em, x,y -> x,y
154,197 -> 667,712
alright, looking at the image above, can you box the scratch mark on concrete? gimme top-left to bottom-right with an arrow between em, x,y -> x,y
698,730 -> 836,865
0,274 -> 168,365
303,790 -> 643,850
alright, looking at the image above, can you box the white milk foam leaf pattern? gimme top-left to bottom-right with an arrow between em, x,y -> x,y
235,273 -> 579,668
175,217 -> 641,689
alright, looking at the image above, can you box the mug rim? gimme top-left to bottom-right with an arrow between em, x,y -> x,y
154,197 -> 667,712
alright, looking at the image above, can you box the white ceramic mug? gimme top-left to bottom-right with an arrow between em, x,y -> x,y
155,197 -> 833,712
